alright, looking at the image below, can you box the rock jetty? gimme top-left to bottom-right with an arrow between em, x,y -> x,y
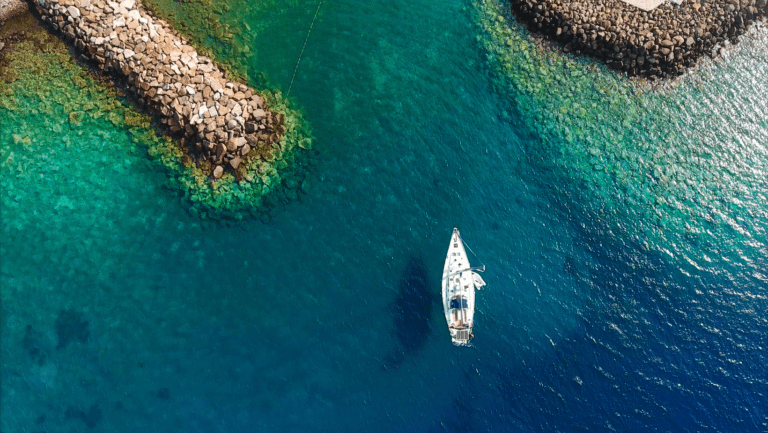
510,0 -> 767,78
30,0 -> 285,178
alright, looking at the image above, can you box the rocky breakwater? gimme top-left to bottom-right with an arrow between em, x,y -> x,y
510,0 -> 768,78
30,0 -> 285,179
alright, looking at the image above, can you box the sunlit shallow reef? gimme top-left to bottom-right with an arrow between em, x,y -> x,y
0,8 -> 313,219
475,0 -> 768,278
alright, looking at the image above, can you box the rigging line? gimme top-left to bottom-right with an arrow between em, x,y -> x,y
287,0 -> 323,97
458,233 -> 484,268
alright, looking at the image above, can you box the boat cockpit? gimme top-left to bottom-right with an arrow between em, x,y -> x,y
450,297 -> 468,309
450,296 -> 469,328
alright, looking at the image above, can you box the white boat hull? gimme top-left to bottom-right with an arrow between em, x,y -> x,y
442,228 -> 481,346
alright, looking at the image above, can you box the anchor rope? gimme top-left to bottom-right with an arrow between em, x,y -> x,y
287,1 -> 322,97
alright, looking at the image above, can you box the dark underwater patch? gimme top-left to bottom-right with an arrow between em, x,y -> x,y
65,404 -> 102,429
382,256 -> 437,370
563,254 -> 579,277
55,309 -> 89,349
22,325 -> 48,365
156,387 -> 171,400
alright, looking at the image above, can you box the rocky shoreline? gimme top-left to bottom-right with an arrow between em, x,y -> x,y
510,0 -> 768,78
28,0 -> 285,180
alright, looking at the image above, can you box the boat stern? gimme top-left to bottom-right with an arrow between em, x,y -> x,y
450,328 -> 472,346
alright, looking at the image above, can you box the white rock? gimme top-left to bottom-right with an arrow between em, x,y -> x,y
198,104 -> 207,116
231,103 -> 242,116
123,49 -> 135,58
113,17 -> 125,27
120,0 -> 135,9
139,17 -> 147,24
209,107 -> 218,117
67,5 -> 81,18
186,86 -> 196,95
79,0 -> 90,7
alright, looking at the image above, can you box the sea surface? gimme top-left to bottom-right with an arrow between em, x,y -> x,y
1,0 -> 767,431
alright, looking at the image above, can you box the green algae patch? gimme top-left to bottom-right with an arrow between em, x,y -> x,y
1,9 -> 314,220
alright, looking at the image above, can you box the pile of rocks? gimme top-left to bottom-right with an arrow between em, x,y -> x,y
30,0 -> 285,178
510,0 -> 767,78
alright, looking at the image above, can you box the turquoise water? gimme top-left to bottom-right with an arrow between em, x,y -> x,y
2,0 -> 767,432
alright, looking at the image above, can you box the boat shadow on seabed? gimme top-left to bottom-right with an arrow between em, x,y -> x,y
381,256 -> 439,371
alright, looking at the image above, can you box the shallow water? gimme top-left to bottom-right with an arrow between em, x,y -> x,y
1,0 -> 767,431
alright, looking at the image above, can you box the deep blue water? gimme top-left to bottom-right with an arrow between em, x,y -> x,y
1,0 -> 767,431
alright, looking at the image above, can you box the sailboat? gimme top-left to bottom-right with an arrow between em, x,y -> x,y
442,228 -> 486,346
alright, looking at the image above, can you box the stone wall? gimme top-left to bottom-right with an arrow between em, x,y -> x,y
511,0 -> 767,78
30,0 -> 285,179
